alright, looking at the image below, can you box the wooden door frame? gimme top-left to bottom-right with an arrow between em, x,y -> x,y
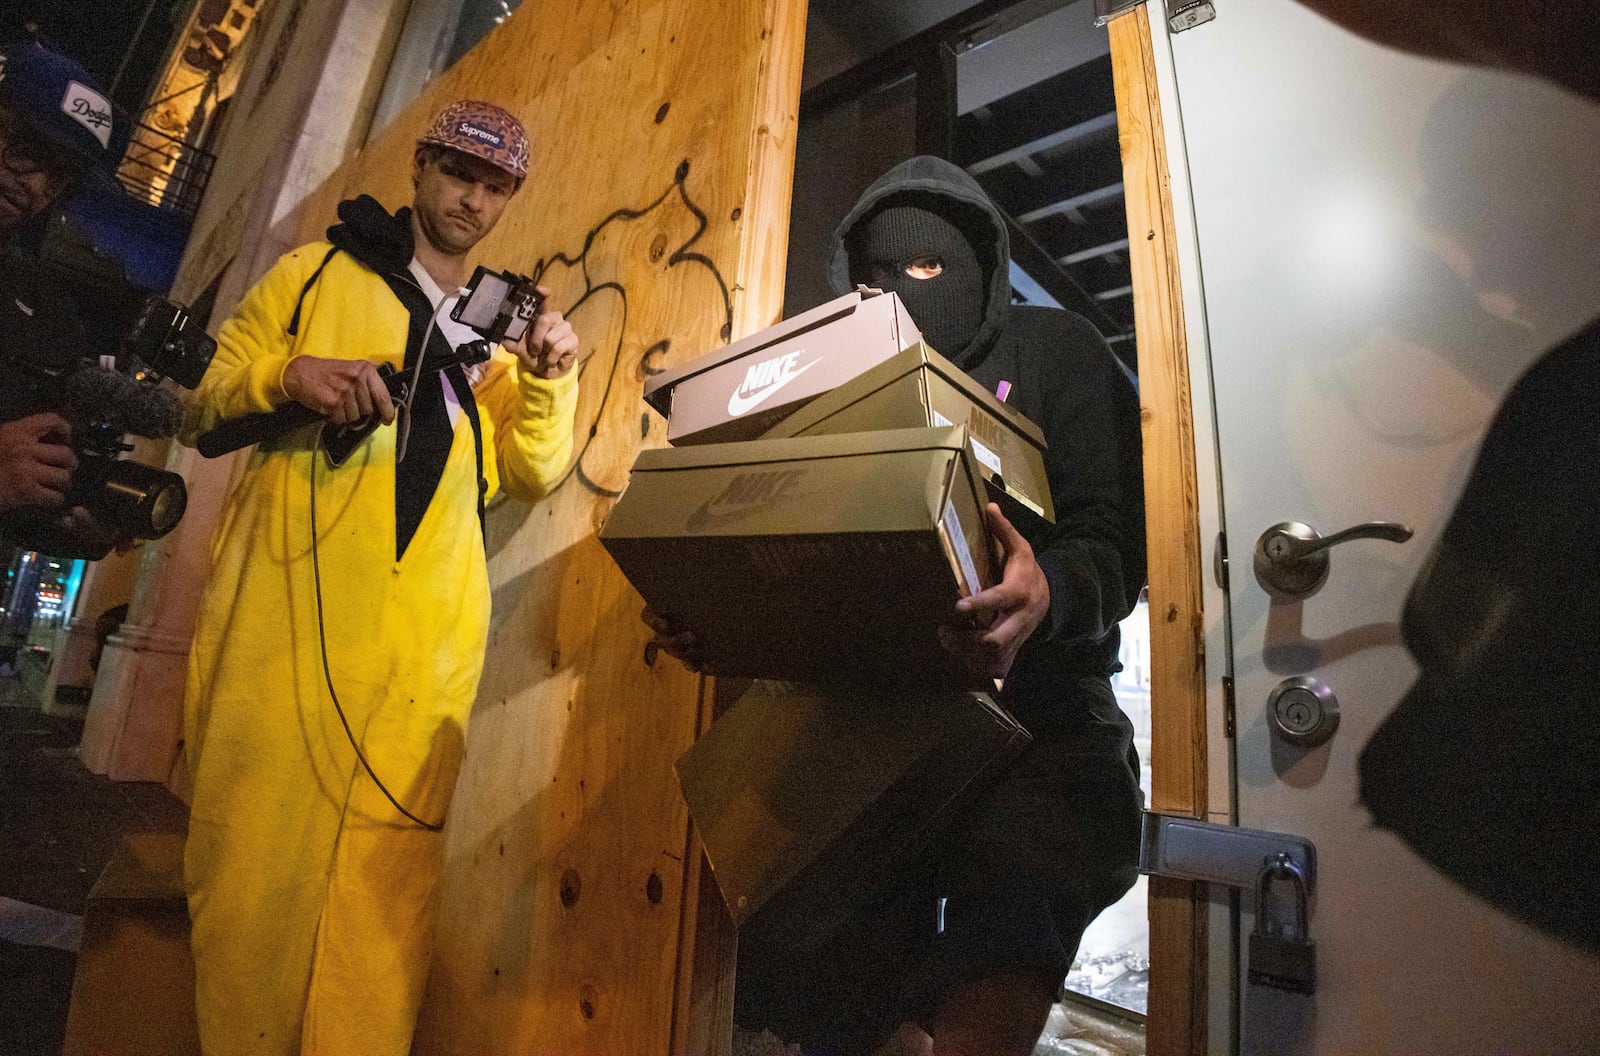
1108,6 -> 1212,1055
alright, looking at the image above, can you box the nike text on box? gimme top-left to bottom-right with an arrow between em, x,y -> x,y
599,426 -> 998,691
762,341 -> 1056,527
676,679 -> 1030,964
643,288 -> 922,446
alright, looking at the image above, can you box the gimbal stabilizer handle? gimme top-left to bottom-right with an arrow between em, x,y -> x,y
195,400 -> 325,458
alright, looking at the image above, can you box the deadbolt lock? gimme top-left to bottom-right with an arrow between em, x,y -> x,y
1267,675 -> 1339,748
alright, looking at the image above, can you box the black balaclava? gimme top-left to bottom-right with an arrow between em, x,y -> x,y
849,197 -> 986,361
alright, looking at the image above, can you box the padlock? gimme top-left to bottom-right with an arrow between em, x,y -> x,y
1248,852 -> 1317,993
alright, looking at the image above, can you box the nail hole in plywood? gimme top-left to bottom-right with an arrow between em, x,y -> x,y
560,868 -> 581,907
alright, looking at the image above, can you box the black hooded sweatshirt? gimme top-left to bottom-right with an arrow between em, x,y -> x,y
828,157 -> 1147,742
727,162 -> 1146,1040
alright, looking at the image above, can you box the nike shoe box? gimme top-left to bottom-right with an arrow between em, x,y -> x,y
62,833 -> 201,1056
675,679 -> 1031,965
599,426 -> 997,690
643,288 -> 921,446
761,341 -> 1055,527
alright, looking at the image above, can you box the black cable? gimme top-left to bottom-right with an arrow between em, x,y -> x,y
309,446 -> 444,831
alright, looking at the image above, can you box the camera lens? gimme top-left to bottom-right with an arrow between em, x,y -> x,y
145,477 -> 188,538
93,459 -> 189,540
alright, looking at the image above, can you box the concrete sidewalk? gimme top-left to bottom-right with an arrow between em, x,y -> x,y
0,682 -> 187,1056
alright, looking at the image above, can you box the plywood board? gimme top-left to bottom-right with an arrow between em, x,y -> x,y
274,1 -> 806,1052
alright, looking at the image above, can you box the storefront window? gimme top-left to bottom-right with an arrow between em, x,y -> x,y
367,0 -> 525,141
1,549 -> 86,693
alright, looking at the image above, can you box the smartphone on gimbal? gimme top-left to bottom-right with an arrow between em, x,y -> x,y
451,266 -> 543,345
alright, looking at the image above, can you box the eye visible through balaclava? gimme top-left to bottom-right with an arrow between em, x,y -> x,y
849,199 -> 986,360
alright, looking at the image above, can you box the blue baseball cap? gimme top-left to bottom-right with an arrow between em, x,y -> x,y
0,40 -> 115,166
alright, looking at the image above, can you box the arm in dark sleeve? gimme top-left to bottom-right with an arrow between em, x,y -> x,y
1029,318 -> 1147,645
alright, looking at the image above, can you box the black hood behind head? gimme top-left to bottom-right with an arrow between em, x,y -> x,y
327,194 -> 414,275
827,156 -> 1012,368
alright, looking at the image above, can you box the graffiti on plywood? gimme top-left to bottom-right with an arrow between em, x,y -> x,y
532,159 -> 733,499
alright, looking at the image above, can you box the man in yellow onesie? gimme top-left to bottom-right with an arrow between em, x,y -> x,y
180,100 -> 579,1055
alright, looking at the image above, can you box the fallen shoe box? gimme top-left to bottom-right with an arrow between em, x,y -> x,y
762,341 -> 1055,527
675,679 -> 1031,962
62,832 -> 201,1056
643,287 -> 921,446
600,425 -> 996,690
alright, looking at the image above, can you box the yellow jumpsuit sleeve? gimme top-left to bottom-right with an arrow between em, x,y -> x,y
474,351 -> 578,503
181,246 -> 328,444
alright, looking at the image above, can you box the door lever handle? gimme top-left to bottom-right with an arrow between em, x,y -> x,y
1254,520 -> 1413,599
1264,521 -> 1413,561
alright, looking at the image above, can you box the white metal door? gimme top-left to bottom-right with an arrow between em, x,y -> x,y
1159,2 -> 1600,1051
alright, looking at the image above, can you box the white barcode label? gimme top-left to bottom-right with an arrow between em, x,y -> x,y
969,436 -> 1002,475
942,501 -> 982,597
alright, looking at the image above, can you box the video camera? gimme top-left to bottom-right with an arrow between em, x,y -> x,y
0,285 -> 216,560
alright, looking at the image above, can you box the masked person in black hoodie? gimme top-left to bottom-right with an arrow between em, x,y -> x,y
651,157 -> 1147,1056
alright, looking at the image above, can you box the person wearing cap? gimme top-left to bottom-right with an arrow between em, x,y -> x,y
0,39 -> 113,518
179,99 -> 578,1055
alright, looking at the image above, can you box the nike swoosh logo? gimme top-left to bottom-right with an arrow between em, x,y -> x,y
686,498 -> 761,533
726,359 -> 819,417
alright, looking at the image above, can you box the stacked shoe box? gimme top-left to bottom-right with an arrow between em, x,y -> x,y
599,288 -> 1050,940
